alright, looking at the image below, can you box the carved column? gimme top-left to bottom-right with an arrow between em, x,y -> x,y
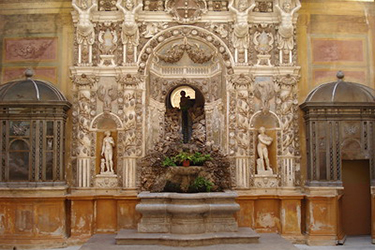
71,74 -> 99,187
228,74 -> 254,188
117,73 -> 144,189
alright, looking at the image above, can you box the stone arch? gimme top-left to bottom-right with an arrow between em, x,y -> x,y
138,25 -> 235,75
90,113 -> 124,131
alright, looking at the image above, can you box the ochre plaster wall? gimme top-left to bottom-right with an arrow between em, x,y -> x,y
0,0 -> 374,248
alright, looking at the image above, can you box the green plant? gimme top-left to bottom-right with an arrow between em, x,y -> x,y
189,176 -> 213,193
172,151 -> 194,165
191,152 -> 212,166
162,157 -> 177,167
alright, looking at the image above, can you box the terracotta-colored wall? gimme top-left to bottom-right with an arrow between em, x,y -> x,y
0,197 -> 67,248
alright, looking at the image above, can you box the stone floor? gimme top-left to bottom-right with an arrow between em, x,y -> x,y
43,234 -> 374,250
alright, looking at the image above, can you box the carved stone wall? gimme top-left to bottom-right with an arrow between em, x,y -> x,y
70,0 -> 302,191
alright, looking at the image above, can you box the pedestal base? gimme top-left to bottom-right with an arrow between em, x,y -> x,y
94,174 -> 118,188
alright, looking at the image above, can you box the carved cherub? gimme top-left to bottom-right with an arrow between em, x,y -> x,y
228,0 -> 256,50
275,0 -> 301,52
116,0 -> 143,48
72,0 -> 97,45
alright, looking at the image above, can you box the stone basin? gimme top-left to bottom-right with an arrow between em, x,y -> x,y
136,190 -> 240,234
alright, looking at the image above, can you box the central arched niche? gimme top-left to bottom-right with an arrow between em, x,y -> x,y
145,34 -> 228,150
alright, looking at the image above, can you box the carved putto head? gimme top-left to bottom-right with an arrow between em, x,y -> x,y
238,0 -> 248,11
81,0 -> 89,9
282,1 -> 291,12
125,0 -> 134,10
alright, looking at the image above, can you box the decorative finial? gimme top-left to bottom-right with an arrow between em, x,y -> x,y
336,70 -> 344,80
25,68 -> 34,78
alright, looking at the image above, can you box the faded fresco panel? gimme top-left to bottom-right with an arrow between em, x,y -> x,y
2,67 -> 57,83
4,37 -> 58,62
312,39 -> 364,63
313,70 -> 366,85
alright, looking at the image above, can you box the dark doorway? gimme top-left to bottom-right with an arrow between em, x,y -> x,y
342,160 -> 371,236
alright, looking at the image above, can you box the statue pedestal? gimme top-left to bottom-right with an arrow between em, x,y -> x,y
95,173 -> 118,188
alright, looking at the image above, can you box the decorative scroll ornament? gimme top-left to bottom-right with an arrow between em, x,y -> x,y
71,74 -> 99,87
156,37 -> 214,64
165,0 -> 208,24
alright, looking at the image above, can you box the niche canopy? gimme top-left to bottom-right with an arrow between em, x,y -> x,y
0,69 -> 71,184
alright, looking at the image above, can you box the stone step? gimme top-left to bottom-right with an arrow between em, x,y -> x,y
79,232 -> 300,250
115,227 -> 259,247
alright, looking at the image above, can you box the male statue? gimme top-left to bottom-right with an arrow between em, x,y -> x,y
101,131 -> 115,173
257,127 -> 273,172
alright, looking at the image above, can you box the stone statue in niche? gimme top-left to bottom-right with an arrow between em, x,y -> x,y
180,91 -> 195,143
228,0 -> 255,62
256,127 -> 273,175
116,0 -> 143,63
100,131 -> 115,174
275,0 -> 301,64
72,0 -> 97,45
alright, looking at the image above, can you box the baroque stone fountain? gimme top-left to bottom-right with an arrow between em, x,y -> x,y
115,140 -> 260,246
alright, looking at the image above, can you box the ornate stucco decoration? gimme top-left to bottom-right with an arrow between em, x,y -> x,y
165,0 -> 208,24
228,73 -> 253,90
141,22 -> 169,38
253,0 -> 273,13
97,85 -> 118,113
72,0 -> 97,65
205,23 -> 229,39
71,73 -> 99,88
274,0 -> 301,65
253,24 -> 274,66
116,73 -> 144,87
99,0 -> 117,11
254,78 -> 275,113
156,37 -> 215,64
